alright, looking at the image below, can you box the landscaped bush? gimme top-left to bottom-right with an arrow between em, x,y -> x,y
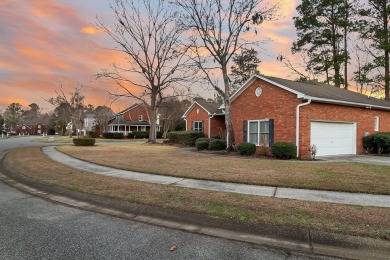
236,142 -> 256,155
196,140 -> 209,150
208,139 -> 226,150
127,133 -> 134,138
87,131 -> 99,138
156,131 -> 163,138
195,138 -> 215,146
167,131 -> 204,146
271,142 -> 297,159
113,133 -> 124,139
73,138 -> 95,146
363,132 -> 390,154
133,131 -> 149,139
102,132 -> 114,139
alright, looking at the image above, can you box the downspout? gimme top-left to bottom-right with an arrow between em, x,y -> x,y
296,99 -> 312,157
184,118 -> 187,130
208,114 -> 214,138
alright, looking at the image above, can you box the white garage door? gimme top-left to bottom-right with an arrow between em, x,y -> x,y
310,121 -> 356,156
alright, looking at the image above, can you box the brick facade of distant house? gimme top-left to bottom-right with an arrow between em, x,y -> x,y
184,100 -> 226,139
16,123 -> 48,135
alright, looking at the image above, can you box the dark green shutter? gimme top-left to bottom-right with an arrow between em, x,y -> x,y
269,119 -> 274,146
202,120 -> 204,132
243,120 -> 247,142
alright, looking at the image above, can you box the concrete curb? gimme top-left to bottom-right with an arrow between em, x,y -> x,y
1,150 -> 389,259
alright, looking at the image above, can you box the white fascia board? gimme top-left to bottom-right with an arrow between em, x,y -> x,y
182,101 -> 211,118
230,74 -> 305,102
117,104 -> 141,115
303,96 -> 390,111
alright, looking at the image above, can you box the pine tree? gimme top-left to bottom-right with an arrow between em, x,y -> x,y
230,48 -> 261,94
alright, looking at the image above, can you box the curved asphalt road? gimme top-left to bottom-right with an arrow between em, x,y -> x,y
0,137 -> 333,259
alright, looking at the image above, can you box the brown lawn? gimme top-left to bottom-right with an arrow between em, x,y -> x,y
56,143 -> 390,195
5,146 -> 390,240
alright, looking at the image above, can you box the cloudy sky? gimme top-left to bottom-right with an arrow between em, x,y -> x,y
0,0 -> 299,113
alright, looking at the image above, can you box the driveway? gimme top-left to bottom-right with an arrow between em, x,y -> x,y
317,154 -> 390,166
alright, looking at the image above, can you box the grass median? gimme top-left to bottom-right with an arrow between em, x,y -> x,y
5,146 -> 390,240
57,143 -> 390,195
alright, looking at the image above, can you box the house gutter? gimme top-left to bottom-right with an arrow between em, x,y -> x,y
296,99 -> 312,157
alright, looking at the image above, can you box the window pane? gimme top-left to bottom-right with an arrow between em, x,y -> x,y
199,122 -> 203,131
260,121 -> 269,133
249,122 -> 258,133
249,133 -> 258,145
260,133 -> 269,147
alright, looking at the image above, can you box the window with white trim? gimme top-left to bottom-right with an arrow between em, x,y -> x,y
138,115 -> 143,122
193,121 -> 203,132
374,116 -> 380,131
248,120 -> 269,146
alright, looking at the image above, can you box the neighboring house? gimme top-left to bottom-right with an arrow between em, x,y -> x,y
16,123 -> 48,135
108,104 -> 159,134
183,99 -> 226,139
84,112 -> 96,132
183,74 -> 390,158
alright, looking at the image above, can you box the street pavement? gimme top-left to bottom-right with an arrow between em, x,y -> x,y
0,137 -> 334,259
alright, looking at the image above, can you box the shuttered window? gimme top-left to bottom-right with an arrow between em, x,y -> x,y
248,120 -> 270,146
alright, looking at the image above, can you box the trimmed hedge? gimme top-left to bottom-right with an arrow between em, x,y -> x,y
102,132 -> 123,139
195,138 -> 215,146
127,133 -> 134,138
363,132 -> 390,154
236,142 -> 256,155
271,142 -> 297,159
73,138 -> 95,146
167,131 -> 204,146
133,131 -> 149,139
196,140 -> 209,150
209,139 -> 226,150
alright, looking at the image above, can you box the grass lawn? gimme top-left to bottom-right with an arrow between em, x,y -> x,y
57,144 -> 390,195
6,146 -> 390,240
35,136 -> 156,143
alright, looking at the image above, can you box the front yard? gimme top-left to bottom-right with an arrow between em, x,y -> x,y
57,143 -> 390,195
5,146 -> 390,240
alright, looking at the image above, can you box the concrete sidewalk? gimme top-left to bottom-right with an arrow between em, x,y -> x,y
43,146 -> 390,208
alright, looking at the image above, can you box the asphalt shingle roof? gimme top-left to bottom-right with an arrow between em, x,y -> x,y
195,99 -> 224,114
262,75 -> 390,109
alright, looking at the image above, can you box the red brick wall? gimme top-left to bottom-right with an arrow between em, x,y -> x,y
231,78 -> 390,158
123,105 -> 149,122
186,104 -> 209,137
231,78 -> 300,146
210,116 -> 226,138
300,103 -> 390,157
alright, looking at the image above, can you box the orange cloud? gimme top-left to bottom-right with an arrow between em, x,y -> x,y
81,26 -> 101,35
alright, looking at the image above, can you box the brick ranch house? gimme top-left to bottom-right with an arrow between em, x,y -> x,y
182,99 -> 226,139
16,123 -> 48,135
108,103 -> 160,134
184,75 -> 390,158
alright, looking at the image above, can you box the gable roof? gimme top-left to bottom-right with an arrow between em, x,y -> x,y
108,115 -> 150,126
116,103 -> 141,115
182,99 -> 224,118
231,74 -> 390,111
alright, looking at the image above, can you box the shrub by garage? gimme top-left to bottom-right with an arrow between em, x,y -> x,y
363,132 -> 390,154
196,140 -> 209,150
271,142 -> 297,159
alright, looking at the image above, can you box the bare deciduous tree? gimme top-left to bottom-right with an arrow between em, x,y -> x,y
175,0 -> 278,149
47,83 -> 86,137
96,0 -> 191,143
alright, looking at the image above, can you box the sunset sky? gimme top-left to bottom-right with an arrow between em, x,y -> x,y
0,0 -> 300,114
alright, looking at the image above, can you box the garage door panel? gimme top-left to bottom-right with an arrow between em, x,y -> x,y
310,122 -> 356,156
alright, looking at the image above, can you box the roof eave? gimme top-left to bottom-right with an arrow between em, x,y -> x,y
302,95 -> 390,111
